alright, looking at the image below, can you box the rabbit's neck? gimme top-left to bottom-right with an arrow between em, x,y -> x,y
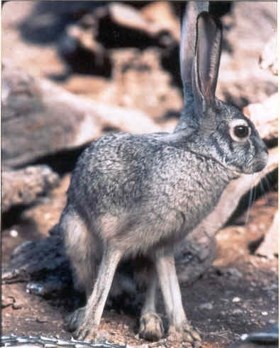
160,132 -> 240,181
185,143 -> 239,180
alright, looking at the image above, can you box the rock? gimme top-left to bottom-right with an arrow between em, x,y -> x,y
217,2 -> 277,108
227,268 -> 243,279
232,297 -> 241,303
178,147 -> 277,280
1,295 -> 14,308
57,1 -> 178,77
2,64 -> 160,168
61,47 -> 183,121
199,303 -> 214,310
1,228 -> 74,298
59,19 -> 112,76
140,1 -> 180,42
2,165 -> 59,213
18,1 -> 102,44
259,34 -> 278,76
95,3 -> 176,49
232,309 -> 243,315
176,223 -> 217,285
243,93 -> 278,143
101,49 -> 183,120
256,211 -> 278,258
57,2 -> 181,118
230,325 -> 278,348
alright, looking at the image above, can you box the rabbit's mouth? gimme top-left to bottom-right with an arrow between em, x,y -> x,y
227,153 -> 268,175
251,159 -> 268,173
244,155 -> 268,174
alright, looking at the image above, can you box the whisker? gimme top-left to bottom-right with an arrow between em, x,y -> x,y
262,174 -> 272,193
245,175 -> 255,225
259,179 -> 270,206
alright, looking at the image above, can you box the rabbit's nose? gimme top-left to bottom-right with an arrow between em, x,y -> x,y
255,136 -> 268,158
253,150 -> 268,173
253,159 -> 267,173
261,142 -> 268,155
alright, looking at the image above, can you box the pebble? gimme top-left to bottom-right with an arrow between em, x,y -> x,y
261,311 -> 268,316
1,296 -> 14,308
9,229 -> 18,238
36,317 -> 47,323
265,284 -> 278,291
12,303 -> 22,310
227,268 -> 243,278
199,302 -> 213,310
232,309 -> 243,315
232,297 -> 241,303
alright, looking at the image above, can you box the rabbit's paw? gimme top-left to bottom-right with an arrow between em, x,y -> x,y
139,312 -> 164,341
65,307 -> 85,332
168,323 -> 202,348
73,320 -> 98,341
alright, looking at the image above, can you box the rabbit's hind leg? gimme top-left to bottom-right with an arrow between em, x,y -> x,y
62,206 -> 99,332
155,252 -> 202,348
62,206 -> 99,296
139,266 -> 164,341
74,243 -> 123,341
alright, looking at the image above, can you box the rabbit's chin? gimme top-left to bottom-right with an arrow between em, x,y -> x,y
247,161 -> 268,174
226,161 -> 267,177
238,160 -> 268,175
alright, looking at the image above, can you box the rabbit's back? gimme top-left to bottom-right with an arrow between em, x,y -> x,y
67,132 -> 231,253
68,133 -> 162,214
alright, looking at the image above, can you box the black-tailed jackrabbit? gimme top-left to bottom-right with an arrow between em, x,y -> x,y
61,2 -> 268,347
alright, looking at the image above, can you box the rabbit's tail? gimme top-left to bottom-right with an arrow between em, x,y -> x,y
180,1 -> 209,101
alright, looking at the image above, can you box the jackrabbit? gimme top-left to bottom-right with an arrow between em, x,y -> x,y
61,2 -> 268,347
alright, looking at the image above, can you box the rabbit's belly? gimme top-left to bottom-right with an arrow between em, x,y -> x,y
119,171 -> 230,253
108,190 -> 223,255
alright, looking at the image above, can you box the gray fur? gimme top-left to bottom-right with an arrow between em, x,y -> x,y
61,7 -> 268,346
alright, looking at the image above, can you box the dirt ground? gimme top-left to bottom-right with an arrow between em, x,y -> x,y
1,2 -> 278,348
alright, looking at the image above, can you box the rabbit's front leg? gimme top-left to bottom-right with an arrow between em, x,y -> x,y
139,268 -> 164,341
74,245 -> 122,341
155,252 -> 201,348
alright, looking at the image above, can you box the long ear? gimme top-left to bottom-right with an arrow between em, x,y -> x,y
180,1 -> 209,103
192,12 -> 222,110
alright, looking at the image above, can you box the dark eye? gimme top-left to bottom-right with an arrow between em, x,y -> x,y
233,125 -> 249,139
229,120 -> 251,142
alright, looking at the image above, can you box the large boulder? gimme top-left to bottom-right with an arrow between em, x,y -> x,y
2,165 -> 59,213
217,2 -> 277,107
2,64 -> 160,168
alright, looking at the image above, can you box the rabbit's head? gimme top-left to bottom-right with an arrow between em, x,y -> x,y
179,12 -> 268,175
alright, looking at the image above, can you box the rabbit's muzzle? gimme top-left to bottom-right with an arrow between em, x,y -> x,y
251,154 -> 268,173
242,132 -> 268,174
246,148 -> 268,174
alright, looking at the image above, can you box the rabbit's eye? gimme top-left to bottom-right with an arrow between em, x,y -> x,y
234,125 -> 249,139
229,120 -> 251,142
